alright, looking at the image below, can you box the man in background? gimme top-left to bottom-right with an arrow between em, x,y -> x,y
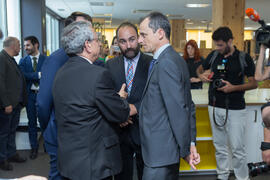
0,37 -> 27,171
19,36 -> 46,159
106,22 -> 152,180
36,12 -> 92,180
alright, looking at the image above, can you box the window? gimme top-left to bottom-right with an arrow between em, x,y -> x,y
0,0 -> 7,50
46,13 -> 59,55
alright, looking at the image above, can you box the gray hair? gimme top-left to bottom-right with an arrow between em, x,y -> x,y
3,37 -> 18,48
140,12 -> 171,40
61,21 -> 94,55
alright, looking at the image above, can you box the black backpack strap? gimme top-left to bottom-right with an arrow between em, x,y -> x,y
239,51 -> 247,83
209,50 -> 219,71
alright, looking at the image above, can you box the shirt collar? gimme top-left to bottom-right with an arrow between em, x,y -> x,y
30,52 -> 40,60
79,55 -> 93,64
153,44 -> 170,59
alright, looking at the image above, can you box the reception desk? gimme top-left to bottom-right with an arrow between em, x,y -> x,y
179,88 -> 270,174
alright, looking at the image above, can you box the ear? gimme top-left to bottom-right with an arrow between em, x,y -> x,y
156,28 -> 165,40
228,39 -> 233,46
84,40 -> 92,53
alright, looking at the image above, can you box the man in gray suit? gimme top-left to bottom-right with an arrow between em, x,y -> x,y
138,12 -> 200,180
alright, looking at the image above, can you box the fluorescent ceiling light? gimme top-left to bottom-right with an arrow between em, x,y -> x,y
186,22 -> 194,25
186,4 -> 210,8
94,13 -> 112,17
133,9 -> 152,14
89,2 -> 114,6
166,14 -> 183,18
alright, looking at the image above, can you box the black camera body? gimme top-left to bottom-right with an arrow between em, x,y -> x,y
248,162 -> 270,177
213,79 -> 226,89
255,20 -> 270,48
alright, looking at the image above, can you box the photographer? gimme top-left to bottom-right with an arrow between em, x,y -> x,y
255,44 -> 270,165
197,26 -> 257,180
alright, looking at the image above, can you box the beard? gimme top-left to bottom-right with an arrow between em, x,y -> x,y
121,45 -> 140,59
222,44 -> 231,55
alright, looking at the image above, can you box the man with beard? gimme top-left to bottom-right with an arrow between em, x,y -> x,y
197,26 -> 257,180
19,36 -> 46,160
105,22 -> 152,180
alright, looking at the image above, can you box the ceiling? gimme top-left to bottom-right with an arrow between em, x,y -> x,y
46,0 -> 270,30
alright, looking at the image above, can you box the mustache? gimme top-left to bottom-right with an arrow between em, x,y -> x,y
124,48 -> 136,53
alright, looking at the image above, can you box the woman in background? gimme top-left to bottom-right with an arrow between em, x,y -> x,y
183,39 -> 204,89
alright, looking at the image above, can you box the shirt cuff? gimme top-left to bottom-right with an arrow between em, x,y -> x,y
38,72 -> 41,79
191,142 -> 196,146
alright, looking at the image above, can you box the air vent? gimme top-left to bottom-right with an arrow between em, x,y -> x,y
133,9 -> 152,14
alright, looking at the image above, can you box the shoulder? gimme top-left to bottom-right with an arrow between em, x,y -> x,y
19,55 -> 30,64
106,55 -> 122,66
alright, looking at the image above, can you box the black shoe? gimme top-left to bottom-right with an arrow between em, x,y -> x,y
0,160 -> 13,171
30,148 -> 38,159
8,153 -> 27,163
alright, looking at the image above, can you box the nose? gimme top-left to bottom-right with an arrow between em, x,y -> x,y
138,36 -> 143,44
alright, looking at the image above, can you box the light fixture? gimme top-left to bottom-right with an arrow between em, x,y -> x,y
166,14 -> 183,18
186,22 -> 194,25
89,2 -> 114,6
133,9 -> 152,14
185,4 -> 210,8
58,8 -> 65,11
94,13 -> 112,17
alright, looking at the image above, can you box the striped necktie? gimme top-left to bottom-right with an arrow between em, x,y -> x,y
126,59 -> 134,96
148,58 -> 157,77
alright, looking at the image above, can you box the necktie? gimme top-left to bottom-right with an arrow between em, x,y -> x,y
148,59 -> 157,77
126,59 -> 134,96
32,57 -> 38,86
33,57 -> 37,72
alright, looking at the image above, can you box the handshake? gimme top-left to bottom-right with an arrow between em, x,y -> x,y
118,83 -> 137,127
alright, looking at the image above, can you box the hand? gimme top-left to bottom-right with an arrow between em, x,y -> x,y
184,154 -> 197,170
118,83 -> 128,99
190,77 -> 201,83
198,71 -> 212,82
260,44 -> 267,52
262,149 -> 270,165
190,145 -> 201,166
5,105 -> 12,114
18,175 -> 47,180
129,104 -> 137,116
120,117 -> 133,128
217,80 -> 235,93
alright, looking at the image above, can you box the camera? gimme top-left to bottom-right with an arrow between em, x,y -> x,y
248,162 -> 270,177
213,79 -> 226,89
255,25 -> 270,48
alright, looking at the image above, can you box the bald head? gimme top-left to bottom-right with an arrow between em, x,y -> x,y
3,36 -> 20,57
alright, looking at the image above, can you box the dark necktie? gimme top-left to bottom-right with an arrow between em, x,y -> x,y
32,57 -> 38,86
32,57 -> 37,72
148,59 -> 157,77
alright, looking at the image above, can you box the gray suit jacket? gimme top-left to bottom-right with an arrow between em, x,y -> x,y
139,45 -> 196,167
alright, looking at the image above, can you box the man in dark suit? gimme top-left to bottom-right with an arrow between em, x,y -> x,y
36,12 -> 93,180
105,22 -> 151,180
0,37 -> 28,171
52,21 -> 130,180
19,36 -> 46,159
138,12 -> 200,180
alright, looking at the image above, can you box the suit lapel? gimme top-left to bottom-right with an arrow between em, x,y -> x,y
118,56 -> 126,86
129,54 -> 144,98
36,55 -> 44,71
26,56 -> 34,71
141,59 -> 158,98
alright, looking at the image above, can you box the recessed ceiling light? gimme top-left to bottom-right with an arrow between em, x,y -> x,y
185,4 -> 210,8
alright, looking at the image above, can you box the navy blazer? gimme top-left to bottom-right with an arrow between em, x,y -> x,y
19,54 -> 46,93
37,48 -> 69,144
105,53 -> 152,145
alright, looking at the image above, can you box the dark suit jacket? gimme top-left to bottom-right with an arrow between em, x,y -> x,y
0,50 -> 27,109
52,56 -> 130,180
139,45 -> 196,167
19,54 -> 46,93
37,48 -> 69,144
105,53 -> 152,145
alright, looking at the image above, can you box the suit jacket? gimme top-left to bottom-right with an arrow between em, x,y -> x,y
19,54 -> 46,93
139,45 -> 196,167
105,53 -> 152,145
37,48 -> 69,144
0,50 -> 27,109
52,56 -> 130,180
